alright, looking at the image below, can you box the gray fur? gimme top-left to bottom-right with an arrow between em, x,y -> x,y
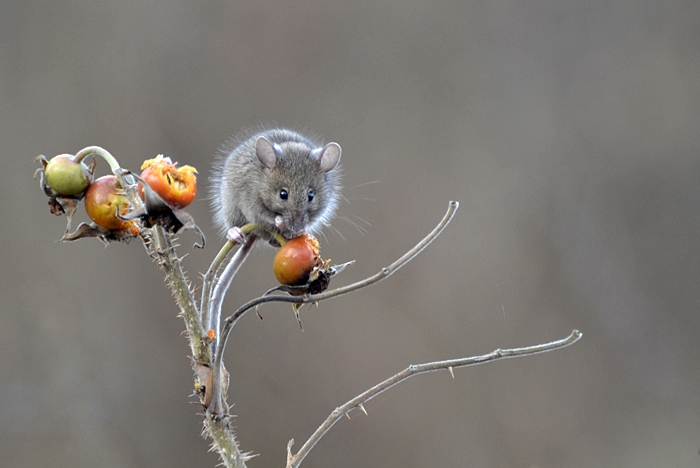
210,128 -> 342,240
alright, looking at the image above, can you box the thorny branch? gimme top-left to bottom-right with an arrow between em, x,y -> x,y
148,226 -> 251,468
65,146 -> 250,468
286,330 -> 582,468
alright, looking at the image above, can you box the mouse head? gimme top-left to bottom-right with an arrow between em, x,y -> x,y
256,136 -> 341,236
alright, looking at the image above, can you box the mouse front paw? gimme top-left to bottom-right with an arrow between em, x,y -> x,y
226,226 -> 246,244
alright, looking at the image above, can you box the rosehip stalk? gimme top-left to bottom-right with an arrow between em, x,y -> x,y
73,146 -> 143,213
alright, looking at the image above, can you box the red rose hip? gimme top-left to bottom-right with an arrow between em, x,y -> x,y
273,234 -> 322,286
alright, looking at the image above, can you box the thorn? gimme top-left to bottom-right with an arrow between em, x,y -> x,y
255,305 -> 264,320
345,412 -> 351,420
287,439 -> 295,465
448,366 -> 455,379
293,304 -> 304,330
359,403 -> 368,416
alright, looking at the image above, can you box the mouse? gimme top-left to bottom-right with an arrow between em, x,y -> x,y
210,128 -> 342,245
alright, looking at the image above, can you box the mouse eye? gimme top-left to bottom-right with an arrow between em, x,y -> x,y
279,188 -> 288,201
307,189 -> 314,202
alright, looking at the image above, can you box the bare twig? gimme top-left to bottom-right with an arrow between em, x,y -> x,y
232,201 -> 459,322
200,241 -> 235,335
201,223 -> 282,340
204,224 -> 285,416
286,329 -> 583,468
208,235 -> 257,341
206,234 -> 257,416
207,201 -> 460,418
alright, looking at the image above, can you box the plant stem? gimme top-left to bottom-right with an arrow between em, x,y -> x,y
150,226 -> 208,363
215,201 -> 460,370
73,146 -> 143,211
287,329 -> 583,468
149,224 -> 248,468
74,146 -> 121,172
201,240 -> 235,335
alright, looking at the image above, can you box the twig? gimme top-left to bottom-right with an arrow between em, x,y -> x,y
208,235 -> 257,341
201,223 -> 282,339
149,226 -> 207,364
207,201 -> 460,418
212,201 -> 460,408
200,241 -> 235,335
234,201 -> 458,320
206,234 -> 257,416
286,329 -> 583,468
204,224 -> 284,416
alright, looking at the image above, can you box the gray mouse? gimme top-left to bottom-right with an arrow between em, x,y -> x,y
210,128 -> 342,244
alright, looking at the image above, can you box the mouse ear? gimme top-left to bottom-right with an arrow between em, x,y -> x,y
312,142 -> 341,173
256,137 -> 281,169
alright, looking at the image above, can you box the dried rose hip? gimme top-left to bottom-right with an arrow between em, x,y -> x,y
84,175 -> 139,233
273,234 -> 322,286
138,155 -> 197,208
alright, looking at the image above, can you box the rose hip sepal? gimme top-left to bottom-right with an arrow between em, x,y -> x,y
35,154 -> 96,197
61,221 -> 140,245
84,175 -> 139,232
265,256 -> 354,330
271,234 -> 354,294
34,154 -> 97,233
120,170 -> 205,248
266,234 -> 354,329
53,174 -> 142,244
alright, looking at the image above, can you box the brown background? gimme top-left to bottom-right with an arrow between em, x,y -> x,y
3,1 -> 700,467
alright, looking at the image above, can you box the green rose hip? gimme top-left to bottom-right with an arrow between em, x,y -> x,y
43,154 -> 93,196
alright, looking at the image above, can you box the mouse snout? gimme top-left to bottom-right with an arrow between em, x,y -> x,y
282,212 -> 310,236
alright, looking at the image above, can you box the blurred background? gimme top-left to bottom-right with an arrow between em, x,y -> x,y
2,1 -> 699,466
